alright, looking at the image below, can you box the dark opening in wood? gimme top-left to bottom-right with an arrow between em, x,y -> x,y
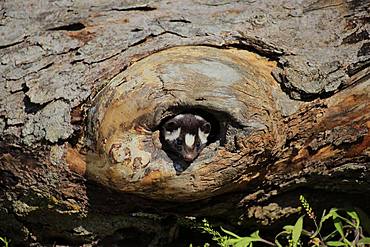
156,106 -> 236,172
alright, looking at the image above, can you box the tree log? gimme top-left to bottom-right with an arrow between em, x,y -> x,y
0,0 -> 369,245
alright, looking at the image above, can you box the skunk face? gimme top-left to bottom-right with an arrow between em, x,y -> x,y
162,114 -> 211,162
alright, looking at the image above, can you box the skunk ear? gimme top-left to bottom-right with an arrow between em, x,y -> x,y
200,122 -> 211,134
164,121 -> 177,131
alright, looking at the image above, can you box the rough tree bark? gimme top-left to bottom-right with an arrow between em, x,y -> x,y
0,0 -> 369,246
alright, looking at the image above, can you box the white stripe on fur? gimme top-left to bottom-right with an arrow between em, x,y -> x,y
165,128 -> 181,141
195,115 -> 205,121
198,129 -> 209,144
174,114 -> 185,119
185,134 -> 195,147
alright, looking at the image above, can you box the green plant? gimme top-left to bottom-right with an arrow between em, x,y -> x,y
198,218 -> 275,246
194,196 -> 370,247
297,195 -> 370,247
0,236 -> 10,247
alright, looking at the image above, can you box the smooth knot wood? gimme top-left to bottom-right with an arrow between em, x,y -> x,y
86,46 -> 283,201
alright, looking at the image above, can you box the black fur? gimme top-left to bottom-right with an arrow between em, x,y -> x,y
162,114 -> 211,162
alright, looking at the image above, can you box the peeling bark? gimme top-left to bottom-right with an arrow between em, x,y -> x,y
0,0 -> 369,245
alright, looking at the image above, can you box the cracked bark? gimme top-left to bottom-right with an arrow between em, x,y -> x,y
0,0 -> 369,246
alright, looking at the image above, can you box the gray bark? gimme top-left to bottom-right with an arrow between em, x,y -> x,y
0,0 -> 369,245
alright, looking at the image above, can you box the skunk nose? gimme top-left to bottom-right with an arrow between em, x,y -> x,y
184,153 -> 196,162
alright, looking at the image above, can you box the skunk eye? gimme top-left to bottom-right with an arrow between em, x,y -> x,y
196,143 -> 201,149
176,139 -> 183,145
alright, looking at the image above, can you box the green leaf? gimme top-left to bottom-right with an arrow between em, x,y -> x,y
333,218 -> 344,238
220,227 -> 241,239
235,238 -> 252,247
333,211 -> 356,228
0,237 -> 9,247
331,210 -> 339,219
250,231 -> 260,239
346,210 -> 359,225
283,225 -> 294,232
0,237 -> 8,245
358,237 -> 370,244
321,209 -> 337,225
326,241 -> 346,246
292,215 -> 304,247
328,208 -> 338,216
225,238 -> 242,245
225,234 -> 263,247
332,218 -> 352,246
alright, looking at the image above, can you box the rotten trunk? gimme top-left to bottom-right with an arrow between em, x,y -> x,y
0,0 -> 369,246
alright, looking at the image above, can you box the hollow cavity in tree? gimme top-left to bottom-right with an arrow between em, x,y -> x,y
87,46 -> 280,201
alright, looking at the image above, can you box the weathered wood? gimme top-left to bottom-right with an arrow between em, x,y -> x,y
0,0 -> 369,245
86,46 -> 283,201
